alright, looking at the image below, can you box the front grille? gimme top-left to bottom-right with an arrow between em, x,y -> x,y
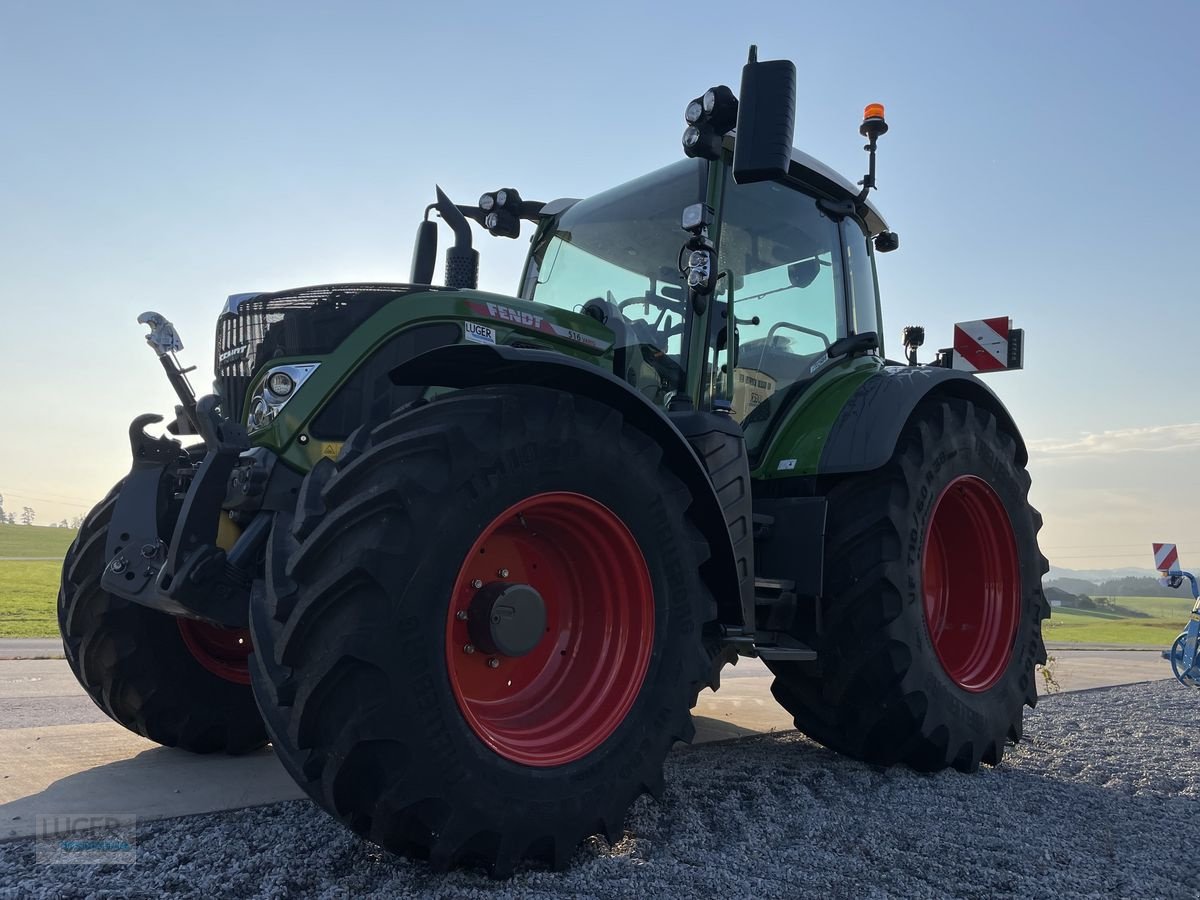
214,283 -> 419,421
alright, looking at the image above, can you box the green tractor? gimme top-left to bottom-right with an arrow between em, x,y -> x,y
59,49 -> 1048,875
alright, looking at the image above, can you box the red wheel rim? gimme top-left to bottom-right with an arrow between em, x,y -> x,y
922,475 -> 1020,692
178,619 -> 253,685
446,492 -> 654,767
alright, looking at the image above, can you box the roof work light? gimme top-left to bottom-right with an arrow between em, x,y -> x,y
682,84 -> 738,160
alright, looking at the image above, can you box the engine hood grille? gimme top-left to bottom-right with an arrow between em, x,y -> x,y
214,283 -> 421,421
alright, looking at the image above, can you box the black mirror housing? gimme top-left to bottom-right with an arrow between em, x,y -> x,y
410,219 -> 438,285
787,258 -> 821,289
732,48 -> 796,185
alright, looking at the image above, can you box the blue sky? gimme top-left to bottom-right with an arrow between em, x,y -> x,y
1,1 -> 1197,570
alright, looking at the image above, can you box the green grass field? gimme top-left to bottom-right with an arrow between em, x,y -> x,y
0,524 -> 75,637
1043,596 -> 1195,645
0,560 -> 62,637
0,522 -> 77,558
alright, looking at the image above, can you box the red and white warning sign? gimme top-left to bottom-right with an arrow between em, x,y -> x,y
952,317 -> 1022,372
1153,542 -> 1180,573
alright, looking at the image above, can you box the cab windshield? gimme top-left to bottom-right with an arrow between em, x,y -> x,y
522,160 -> 703,402
523,158 -> 876,422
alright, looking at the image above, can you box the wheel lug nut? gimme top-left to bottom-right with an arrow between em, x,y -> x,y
498,568 -> 509,578
471,579 -> 483,589
456,610 -> 468,621
463,644 -> 475,655
487,657 -> 499,669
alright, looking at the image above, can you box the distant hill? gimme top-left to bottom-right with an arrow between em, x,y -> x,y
1047,565 -> 1160,583
0,523 -> 76,558
1044,573 -> 1182,600
1046,576 -> 1101,596
1044,585 -> 1077,605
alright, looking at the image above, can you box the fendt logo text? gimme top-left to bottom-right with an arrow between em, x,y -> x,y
485,303 -> 543,330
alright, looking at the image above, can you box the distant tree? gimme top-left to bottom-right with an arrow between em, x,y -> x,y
20,506 -> 35,525
69,515 -> 84,529
1099,575 -> 1180,599
59,518 -> 69,528
1073,594 -> 1097,610
0,493 -> 6,522
5,512 -> 13,525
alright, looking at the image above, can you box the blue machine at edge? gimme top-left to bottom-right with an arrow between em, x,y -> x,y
1157,541 -> 1200,687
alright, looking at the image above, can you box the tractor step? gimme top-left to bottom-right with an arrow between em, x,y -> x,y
754,577 -> 795,596
754,639 -> 818,662
721,626 -> 818,662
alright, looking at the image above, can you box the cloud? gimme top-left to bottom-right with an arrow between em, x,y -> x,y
1028,423 -> 1200,463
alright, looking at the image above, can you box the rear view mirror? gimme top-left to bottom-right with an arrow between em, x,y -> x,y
732,47 -> 796,185
410,219 -> 438,285
787,259 -> 821,289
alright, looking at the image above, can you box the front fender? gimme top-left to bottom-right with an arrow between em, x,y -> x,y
818,365 -> 1028,475
390,343 -> 747,627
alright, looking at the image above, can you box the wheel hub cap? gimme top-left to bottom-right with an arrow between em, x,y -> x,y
468,582 -> 547,658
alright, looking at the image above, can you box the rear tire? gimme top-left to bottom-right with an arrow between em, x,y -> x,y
767,398 -> 1049,772
250,385 -> 717,876
58,483 -> 266,754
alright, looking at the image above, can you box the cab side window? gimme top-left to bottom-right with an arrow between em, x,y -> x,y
717,180 -> 845,423
843,218 -> 880,342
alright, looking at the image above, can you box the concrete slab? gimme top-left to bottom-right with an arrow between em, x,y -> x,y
0,649 -> 1175,842
1041,648 -> 1172,693
0,724 -> 304,839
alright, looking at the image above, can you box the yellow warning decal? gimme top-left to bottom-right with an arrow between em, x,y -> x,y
321,442 -> 343,460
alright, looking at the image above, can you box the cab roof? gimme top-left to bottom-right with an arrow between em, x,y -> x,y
787,146 -> 889,235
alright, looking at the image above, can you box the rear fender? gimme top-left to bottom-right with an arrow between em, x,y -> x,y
390,343 -> 748,628
818,365 -> 1028,475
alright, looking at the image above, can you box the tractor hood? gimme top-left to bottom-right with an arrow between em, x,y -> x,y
214,282 -> 614,422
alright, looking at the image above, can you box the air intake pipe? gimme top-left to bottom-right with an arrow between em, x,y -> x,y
435,186 -> 479,290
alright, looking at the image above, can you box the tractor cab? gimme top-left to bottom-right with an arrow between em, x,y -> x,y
518,149 -> 891,454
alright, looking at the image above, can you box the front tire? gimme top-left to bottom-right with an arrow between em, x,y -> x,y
250,386 -> 717,875
58,484 -> 266,754
767,398 -> 1049,772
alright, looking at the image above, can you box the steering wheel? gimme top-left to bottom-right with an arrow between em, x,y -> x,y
618,289 -> 687,320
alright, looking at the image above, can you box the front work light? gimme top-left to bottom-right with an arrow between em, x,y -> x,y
682,124 -> 722,160
484,209 -> 520,239
478,192 -> 496,211
681,84 -> 737,161
495,188 -> 521,209
701,85 -> 738,133
246,363 -> 319,433
267,372 -> 295,397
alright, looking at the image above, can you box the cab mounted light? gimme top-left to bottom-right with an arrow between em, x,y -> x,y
861,103 -> 887,138
683,124 -> 722,160
874,231 -> 900,253
681,85 -> 736,161
494,188 -> 521,209
856,101 -> 888,200
701,85 -> 738,133
484,209 -> 520,238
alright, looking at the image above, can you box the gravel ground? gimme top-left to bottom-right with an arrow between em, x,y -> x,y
2,680 -> 1196,899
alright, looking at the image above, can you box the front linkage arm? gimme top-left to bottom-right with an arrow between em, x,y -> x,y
101,394 -> 300,629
